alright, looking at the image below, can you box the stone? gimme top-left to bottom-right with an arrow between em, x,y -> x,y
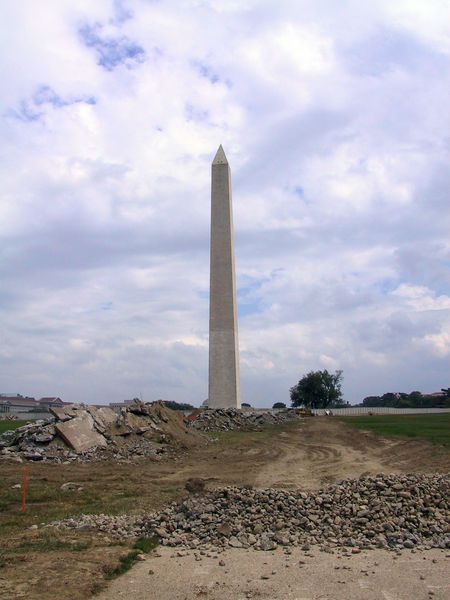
217,523 -> 232,536
208,145 -> 240,409
228,536 -> 243,548
185,478 -> 206,494
55,413 -> 108,453
33,433 -> 54,444
61,482 -> 83,492
50,473 -> 450,555
49,406 -> 78,421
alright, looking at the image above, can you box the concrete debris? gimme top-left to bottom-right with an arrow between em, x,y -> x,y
51,474 -> 449,552
190,408 -> 300,431
0,401 -> 204,463
55,413 -> 108,453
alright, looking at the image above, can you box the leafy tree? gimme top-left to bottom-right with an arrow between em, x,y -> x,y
359,389 -> 450,408
272,402 -> 286,409
362,396 -> 382,407
381,392 -> 398,406
290,370 -> 344,409
162,400 -> 195,411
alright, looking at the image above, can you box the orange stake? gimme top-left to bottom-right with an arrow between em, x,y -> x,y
21,465 -> 28,513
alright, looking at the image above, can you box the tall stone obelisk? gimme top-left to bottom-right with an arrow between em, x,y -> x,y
208,145 -> 241,409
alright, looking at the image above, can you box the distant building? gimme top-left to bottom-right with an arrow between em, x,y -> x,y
109,399 -> 137,413
0,395 -> 38,416
0,394 -> 68,418
37,397 -> 65,408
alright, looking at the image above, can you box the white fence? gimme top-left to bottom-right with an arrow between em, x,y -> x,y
312,407 -> 450,416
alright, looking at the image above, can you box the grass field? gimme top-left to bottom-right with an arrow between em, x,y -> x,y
341,413 -> 450,448
0,420 -> 27,434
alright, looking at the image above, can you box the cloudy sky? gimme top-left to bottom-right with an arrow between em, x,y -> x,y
1,0 -> 449,407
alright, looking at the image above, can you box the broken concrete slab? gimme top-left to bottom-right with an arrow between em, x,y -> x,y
49,406 -> 79,421
96,407 -> 117,426
55,413 -> 108,453
86,406 -> 118,433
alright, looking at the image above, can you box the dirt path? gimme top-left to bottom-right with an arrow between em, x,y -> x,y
162,418 -> 450,491
97,546 -> 450,600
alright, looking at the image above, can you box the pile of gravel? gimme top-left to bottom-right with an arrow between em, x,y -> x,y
190,408 -> 300,432
52,474 -> 449,552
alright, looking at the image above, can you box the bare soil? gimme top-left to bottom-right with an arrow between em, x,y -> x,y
0,418 -> 449,599
97,546 -> 450,600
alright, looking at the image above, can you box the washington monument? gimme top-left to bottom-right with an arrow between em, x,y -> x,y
208,145 -> 241,409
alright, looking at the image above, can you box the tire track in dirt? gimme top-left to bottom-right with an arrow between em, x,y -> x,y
253,418 -> 449,489
132,418 -> 450,492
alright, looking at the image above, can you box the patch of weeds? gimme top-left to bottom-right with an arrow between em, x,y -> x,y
133,537 -> 158,553
0,488 -> 23,512
106,539 -> 128,548
0,420 -> 28,434
91,581 -> 105,595
12,534 -> 91,553
106,537 -> 158,579
118,489 -> 140,499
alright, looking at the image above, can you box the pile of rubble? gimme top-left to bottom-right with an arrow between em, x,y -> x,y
52,474 -> 449,552
0,401 -> 204,463
189,408 -> 300,432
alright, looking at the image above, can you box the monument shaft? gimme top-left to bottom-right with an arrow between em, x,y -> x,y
208,146 -> 240,408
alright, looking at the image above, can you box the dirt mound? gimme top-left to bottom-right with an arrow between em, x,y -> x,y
0,401 -> 205,463
190,408 -> 300,431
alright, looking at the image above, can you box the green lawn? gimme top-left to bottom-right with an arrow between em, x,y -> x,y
0,420 -> 28,434
341,413 -> 450,448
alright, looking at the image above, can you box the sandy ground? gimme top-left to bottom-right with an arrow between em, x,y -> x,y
97,546 -> 450,600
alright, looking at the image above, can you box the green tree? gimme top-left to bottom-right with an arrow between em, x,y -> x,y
272,402 -> 286,409
162,400 -> 195,411
290,370 -> 344,409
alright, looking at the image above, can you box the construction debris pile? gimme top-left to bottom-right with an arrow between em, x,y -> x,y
0,401 -> 204,463
52,474 -> 449,552
189,408 -> 300,432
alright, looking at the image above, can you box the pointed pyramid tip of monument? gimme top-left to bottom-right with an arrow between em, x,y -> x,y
212,144 -> 228,165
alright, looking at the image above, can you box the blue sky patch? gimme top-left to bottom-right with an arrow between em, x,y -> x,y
79,23 -> 146,71
192,60 -> 220,84
7,86 -> 96,122
9,101 -> 42,122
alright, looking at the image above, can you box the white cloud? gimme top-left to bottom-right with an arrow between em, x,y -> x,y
0,0 -> 449,405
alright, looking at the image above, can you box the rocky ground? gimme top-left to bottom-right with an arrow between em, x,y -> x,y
189,407 -> 300,431
52,473 -> 449,552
